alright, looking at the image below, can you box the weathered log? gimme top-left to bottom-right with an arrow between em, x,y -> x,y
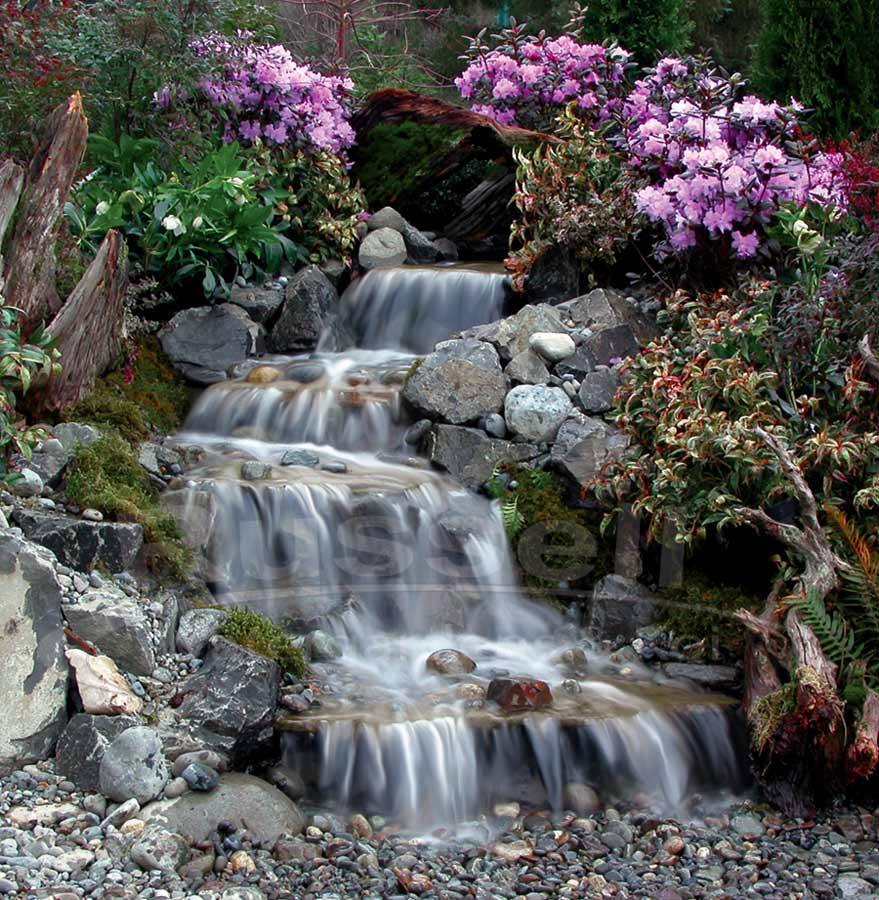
0,159 -> 25,293
29,230 -> 128,413
847,689 -> 879,783
3,94 -> 88,332
858,334 -> 879,384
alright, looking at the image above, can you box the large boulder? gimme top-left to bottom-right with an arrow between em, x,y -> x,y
558,288 -> 657,344
504,385 -> 572,443
63,585 -> 155,675
359,227 -> 407,270
550,414 -> 629,487
229,284 -> 285,325
0,533 -> 68,772
427,425 -> 541,490
403,339 -> 509,425
524,245 -> 579,306
402,223 -> 439,264
366,206 -> 407,233
588,575 -> 658,642
505,349 -> 550,385
464,304 -> 566,362
176,637 -> 280,762
55,713 -> 139,791
160,304 -> 261,385
583,324 -> 640,368
578,368 -> 620,414
269,265 -> 346,353
176,607 -> 228,658
99,726 -> 169,805
141,772 -> 305,846
13,509 -> 143,574
66,649 -> 143,715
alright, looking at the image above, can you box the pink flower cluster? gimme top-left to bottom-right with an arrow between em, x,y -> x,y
454,35 -> 630,131
190,33 -> 355,155
618,58 -> 846,258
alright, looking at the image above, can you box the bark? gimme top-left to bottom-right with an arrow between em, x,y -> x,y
29,230 -> 128,413
0,159 -> 25,292
858,334 -> 879,384
847,690 -> 879,783
3,94 -> 88,332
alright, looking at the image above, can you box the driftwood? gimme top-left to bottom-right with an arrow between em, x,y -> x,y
3,93 -> 88,332
847,690 -> 879,782
0,160 -> 25,293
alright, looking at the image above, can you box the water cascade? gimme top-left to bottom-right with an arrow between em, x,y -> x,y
172,263 -> 744,829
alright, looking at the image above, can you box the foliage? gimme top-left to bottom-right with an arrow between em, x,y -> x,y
65,433 -> 190,577
64,337 -> 192,442
455,17 -> 630,131
66,140 -> 301,299
217,606 -> 306,676
753,0 -> 879,140
187,32 -> 356,155
830,137 -> 879,230
0,302 -> 62,483
506,107 -> 645,290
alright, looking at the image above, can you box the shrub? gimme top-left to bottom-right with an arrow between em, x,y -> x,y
65,433 -> 191,576
217,606 -> 306,677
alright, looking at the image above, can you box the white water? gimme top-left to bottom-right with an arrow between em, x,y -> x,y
172,263 -> 744,827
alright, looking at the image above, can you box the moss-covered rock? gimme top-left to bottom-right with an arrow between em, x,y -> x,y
217,607 -> 306,678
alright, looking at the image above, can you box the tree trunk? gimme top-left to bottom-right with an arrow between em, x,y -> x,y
29,230 -> 128,413
847,690 -> 879,783
0,160 -> 25,293
3,93 -> 88,332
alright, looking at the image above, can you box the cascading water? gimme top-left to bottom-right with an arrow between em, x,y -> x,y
171,262 -> 745,829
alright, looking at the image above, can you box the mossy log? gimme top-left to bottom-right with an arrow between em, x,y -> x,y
3,93 -> 88,333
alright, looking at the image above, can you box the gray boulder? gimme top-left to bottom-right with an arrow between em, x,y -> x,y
160,304 -> 261,385
583,324 -> 640,368
504,385 -> 572,442
427,425 -> 541,490
13,509 -> 143,574
359,227 -> 407,270
529,332 -> 575,363
505,350 -> 550,385
304,629 -> 341,662
464,304 -> 567,362
99,726 -> 169,805
269,265 -> 344,353
524,245 -> 579,305
229,285 -> 285,325
24,444 -> 71,488
141,772 -> 305,845
550,414 -> 629,487
402,223 -> 439,264
130,825 -> 188,873
554,347 -> 594,380
578,368 -> 620,414
55,714 -> 139,792
12,468 -> 42,497
433,237 -> 459,261
663,663 -> 741,692
63,585 -> 155,675
403,339 -> 509,425
176,637 -> 280,762
0,533 -> 68,773
588,575 -> 658,642
176,607 -> 228,657
366,206 -> 407,233
52,422 -> 102,452
558,288 -> 657,344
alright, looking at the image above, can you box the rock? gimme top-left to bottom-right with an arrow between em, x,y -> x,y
366,206 -> 407,233
220,890 -> 266,900
81,508 -> 103,522
588,575 -> 658,642
13,509 -> 143,574
558,288 -> 657,344
264,765 -> 305,802
11,467 -> 43,497
171,749 -> 227,777
491,840 -> 533,862
402,223 -> 439,264
554,347 -> 594,380
280,449 -> 320,468
433,237 -> 459,261
578,368 -> 620,413
161,490 -> 217,570
176,607 -> 228,658
230,849 -> 256,873
55,713 -> 139,791
505,349 -> 551,385
99,726 -> 169,805
487,678 -> 552,711
427,425 -> 541,490
245,365 -> 283,384
731,813 -> 765,838
663,663 -> 741,692
359,227 -> 407,270
664,834 -> 686,855
52,422 -> 102,452
130,824 -> 188,873
177,637 -> 280,762
524,244 -> 579,305
102,797 -> 141,829
426,649 -> 477,676
403,339 -> 509,424
240,461 -> 272,481
164,777 -> 188,799
65,649 -> 142,715
837,875 -> 873,898
464,304 -> 566,362
160,304 -> 260,385
24,443 -> 71,488
529,331 -> 576,362
583,323 -> 640,368
141,773 -> 305,845
0,532 -> 68,772
181,763 -> 220,792
269,265 -> 345,353
62,585 -> 156,675
304,629 -> 341,662
319,258 -> 349,290
484,413 -> 506,439
493,801 -> 520,818
550,414 -> 629,487
504,385 -> 572,442
229,285 -> 285,325
563,783 -> 600,815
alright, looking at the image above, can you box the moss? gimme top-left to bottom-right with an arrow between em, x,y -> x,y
217,606 -> 306,677
63,337 -> 192,442
65,433 -> 191,578
750,683 -> 796,754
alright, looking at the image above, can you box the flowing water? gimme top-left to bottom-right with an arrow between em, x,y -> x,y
171,264 -> 744,828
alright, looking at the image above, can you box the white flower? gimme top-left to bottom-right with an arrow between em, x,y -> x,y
192,216 -> 204,229
95,201 -> 111,216
229,177 -> 245,188
162,215 -> 186,236
234,194 -> 246,206
791,219 -> 810,237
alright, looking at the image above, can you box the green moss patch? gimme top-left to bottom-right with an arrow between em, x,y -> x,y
217,607 -> 306,677
65,433 -> 190,577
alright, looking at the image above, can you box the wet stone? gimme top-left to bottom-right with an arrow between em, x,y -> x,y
281,449 -> 320,468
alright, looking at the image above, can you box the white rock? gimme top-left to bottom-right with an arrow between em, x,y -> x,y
529,331 -> 576,362
65,649 -> 143,716
504,385 -> 573,442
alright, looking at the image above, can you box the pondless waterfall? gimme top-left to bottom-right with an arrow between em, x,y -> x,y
171,263 -> 744,829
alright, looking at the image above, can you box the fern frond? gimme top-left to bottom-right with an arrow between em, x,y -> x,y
786,590 -> 857,665
501,495 -> 524,539
827,505 -> 879,600
529,469 -> 554,490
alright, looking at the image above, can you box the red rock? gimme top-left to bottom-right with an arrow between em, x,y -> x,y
487,677 -> 552,710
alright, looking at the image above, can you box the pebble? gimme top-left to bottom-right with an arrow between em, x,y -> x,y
81,508 -> 104,522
